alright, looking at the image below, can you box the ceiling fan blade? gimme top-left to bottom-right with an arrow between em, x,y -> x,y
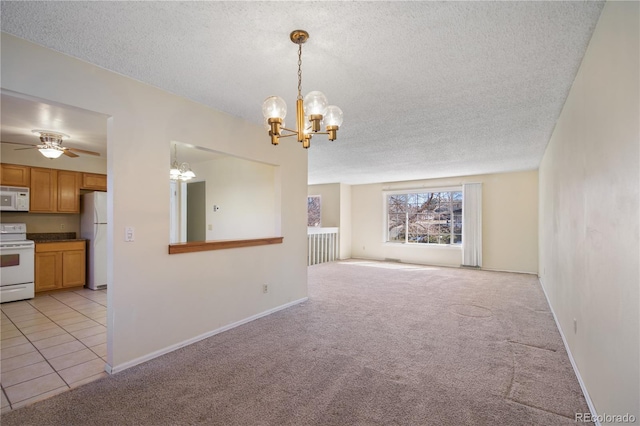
66,147 -> 101,156
62,149 -> 79,158
2,141 -> 39,148
14,146 -> 38,150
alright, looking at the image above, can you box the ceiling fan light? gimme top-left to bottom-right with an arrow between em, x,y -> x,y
39,147 -> 64,159
32,129 -> 70,140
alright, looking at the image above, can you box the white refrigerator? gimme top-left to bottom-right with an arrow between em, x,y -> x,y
80,192 -> 107,290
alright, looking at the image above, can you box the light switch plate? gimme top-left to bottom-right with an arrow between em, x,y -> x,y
125,226 -> 135,242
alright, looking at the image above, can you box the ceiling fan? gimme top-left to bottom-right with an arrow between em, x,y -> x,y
8,130 -> 101,159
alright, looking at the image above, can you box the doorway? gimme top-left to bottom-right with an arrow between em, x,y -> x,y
186,181 -> 206,242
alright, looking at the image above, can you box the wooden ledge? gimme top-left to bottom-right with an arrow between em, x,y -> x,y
169,236 -> 283,255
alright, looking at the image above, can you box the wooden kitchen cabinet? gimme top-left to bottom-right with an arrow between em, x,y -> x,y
34,251 -> 60,292
30,167 -> 80,213
30,167 -> 57,212
0,163 -> 30,187
57,170 -> 80,212
80,173 -> 107,191
35,241 -> 86,292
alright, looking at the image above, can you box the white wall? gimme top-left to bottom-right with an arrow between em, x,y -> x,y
339,183 -> 352,259
193,156 -> 278,240
351,170 -> 538,273
538,1 -> 639,419
308,183 -> 340,227
1,34 -> 309,371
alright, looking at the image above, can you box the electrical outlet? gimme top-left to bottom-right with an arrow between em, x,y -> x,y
60,224 -> 65,230
262,284 -> 269,294
208,224 -> 212,231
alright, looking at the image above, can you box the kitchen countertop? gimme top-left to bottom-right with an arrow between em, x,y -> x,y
27,232 -> 87,243
32,239 -> 87,243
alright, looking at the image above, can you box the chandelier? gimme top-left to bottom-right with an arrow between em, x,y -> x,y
262,30 -> 343,149
169,145 -> 196,181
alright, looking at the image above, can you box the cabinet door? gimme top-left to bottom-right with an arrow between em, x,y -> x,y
0,164 -> 30,187
30,168 -> 57,212
35,252 -> 60,292
61,250 -> 86,287
57,170 -> 80,213
81,173 -> 107,191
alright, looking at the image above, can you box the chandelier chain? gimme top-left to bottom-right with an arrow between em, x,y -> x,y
297,42 -> 303,100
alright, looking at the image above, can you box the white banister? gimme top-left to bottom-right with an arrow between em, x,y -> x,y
307,227 -> 339,266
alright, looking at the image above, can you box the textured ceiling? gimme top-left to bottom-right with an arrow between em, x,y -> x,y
0,1 -> 604,185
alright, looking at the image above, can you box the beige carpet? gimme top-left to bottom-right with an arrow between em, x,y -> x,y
1,260 -> 588,425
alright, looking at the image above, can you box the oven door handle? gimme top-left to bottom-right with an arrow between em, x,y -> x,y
0,244 -> 34,250
1,285 -> 30,293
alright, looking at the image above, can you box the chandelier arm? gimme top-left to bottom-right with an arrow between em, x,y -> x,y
278,133 -> 298,139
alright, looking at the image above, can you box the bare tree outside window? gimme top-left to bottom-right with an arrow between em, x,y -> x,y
387,191 -> 462,244
307,196 -> 321,227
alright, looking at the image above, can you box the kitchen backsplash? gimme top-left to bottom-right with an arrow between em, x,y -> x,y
0,212 -> 80,234
27,232 -> 77,242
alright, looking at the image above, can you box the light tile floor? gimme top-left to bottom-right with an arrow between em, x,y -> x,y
1,289 -> 108,412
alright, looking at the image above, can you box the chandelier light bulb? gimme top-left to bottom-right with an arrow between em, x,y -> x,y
324,105 -> 344,127
170,163 -> 181,179
303,91 -> 328,117
170,145 -> 196,181
262,96 -> 287,120
182,169 -> 196,180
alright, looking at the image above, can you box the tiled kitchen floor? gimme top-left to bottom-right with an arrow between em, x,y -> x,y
1,289 -> 108,412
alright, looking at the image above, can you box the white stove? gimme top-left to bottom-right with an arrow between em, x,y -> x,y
0,223 -> 35,303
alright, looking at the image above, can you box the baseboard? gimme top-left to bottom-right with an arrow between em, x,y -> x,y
108,297 -> 308,375
348,256 -> 461,270
538,277 -> 601,426
481,266 -> 537,275
349,256 -> 537,275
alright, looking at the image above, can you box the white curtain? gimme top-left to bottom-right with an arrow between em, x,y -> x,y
462,183 -> 482,267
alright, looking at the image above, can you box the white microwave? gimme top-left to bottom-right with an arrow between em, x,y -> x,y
0,186 -> 30,212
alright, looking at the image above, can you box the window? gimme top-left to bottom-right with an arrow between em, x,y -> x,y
387,190 -> 462,245
307,195 -> 321,227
